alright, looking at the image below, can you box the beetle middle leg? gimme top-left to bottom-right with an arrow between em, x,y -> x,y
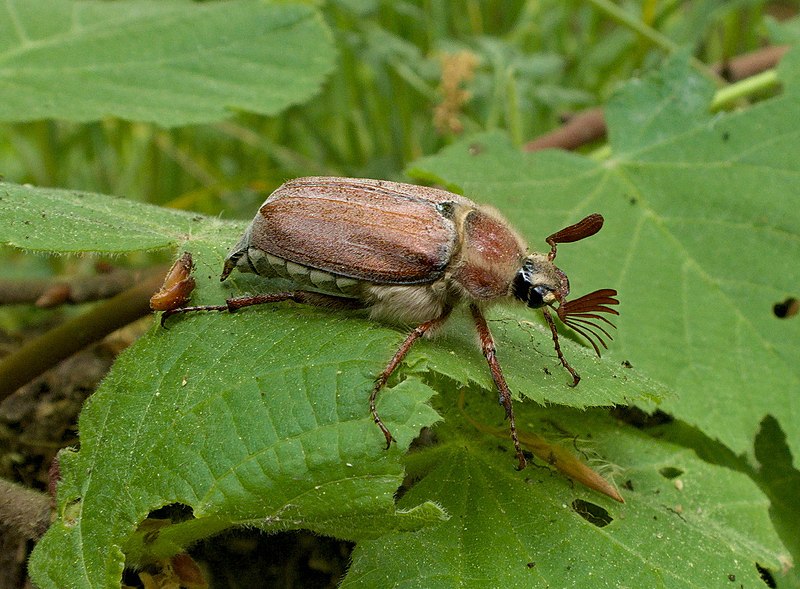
161,292 -> 451,452
369,308 -> 453,449
469,303 -> 527,470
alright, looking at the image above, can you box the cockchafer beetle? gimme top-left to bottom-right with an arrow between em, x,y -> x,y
162,177 -> 619,469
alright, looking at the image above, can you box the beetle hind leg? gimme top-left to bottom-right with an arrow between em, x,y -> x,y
160,291 -> 365,326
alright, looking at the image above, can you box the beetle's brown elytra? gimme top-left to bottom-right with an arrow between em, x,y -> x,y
161,177 -> 619,470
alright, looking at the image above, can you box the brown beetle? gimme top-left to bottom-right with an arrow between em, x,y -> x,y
163,177 -> 619,469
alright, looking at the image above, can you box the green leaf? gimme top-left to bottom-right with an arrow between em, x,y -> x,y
0,0 -> 335,126
605,51 -> 715,154
14,179 -> 666,587
17,48 -> 799,586
28,242 -> 444,587
0,182 -> 220,252
342,405 -> 787,589
408,50 -> 800,467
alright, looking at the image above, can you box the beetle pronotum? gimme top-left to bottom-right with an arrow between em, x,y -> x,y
162,177 -> 619,469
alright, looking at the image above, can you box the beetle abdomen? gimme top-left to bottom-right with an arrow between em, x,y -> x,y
241,246 -> 364,297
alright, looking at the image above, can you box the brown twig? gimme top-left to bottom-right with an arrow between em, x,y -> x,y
0,268 -> 166,400
524,45 -> 790,152
524,107 -> 607,152
0,267 -> 140,307
0,478 -> 51,541
712,45 -> 790,82
0,478 -> 52,588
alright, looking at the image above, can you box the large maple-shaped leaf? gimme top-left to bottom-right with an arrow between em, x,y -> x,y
409,51 -> 800,468
343,405 -> 786,588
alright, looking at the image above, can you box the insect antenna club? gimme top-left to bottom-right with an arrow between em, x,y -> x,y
161,177 -> 619,470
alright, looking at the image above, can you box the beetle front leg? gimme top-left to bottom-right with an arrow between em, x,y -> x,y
160,291 -> 365,326
370,309 -> 452,449
469,304 -> 527,470
541,307 -> 581,387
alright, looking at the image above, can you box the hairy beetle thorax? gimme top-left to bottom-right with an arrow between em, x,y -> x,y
451,206 -> 527,301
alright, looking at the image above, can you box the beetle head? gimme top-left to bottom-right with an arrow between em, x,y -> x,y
511,214 -> 619,356
512,253 -> 569,309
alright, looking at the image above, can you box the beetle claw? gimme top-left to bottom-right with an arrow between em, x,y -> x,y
373,417 -> 395,449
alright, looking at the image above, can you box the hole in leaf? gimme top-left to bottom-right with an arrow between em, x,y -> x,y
773,297 -> 798,319
571,499 -> 612,527
147,502 -> 195,523
197,528 -> 353,587
756,563 -> 777,588
658,467 -> 684,480
63,499 -> 82,527
133,504 -> 198,551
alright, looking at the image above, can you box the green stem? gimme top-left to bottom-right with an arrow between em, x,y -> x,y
586,0 -> 723,84
587,0 -> 677,52
505,67 -> 522,146
0,269 -> 164,400
710,69 -> 781,111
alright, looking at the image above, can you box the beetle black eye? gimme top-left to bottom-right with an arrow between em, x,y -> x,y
526,285 -> 551,308
512,267 -> 550,309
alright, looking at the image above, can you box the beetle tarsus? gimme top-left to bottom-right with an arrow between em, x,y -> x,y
374,418 -> 395,450
160,304 -> 230,327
